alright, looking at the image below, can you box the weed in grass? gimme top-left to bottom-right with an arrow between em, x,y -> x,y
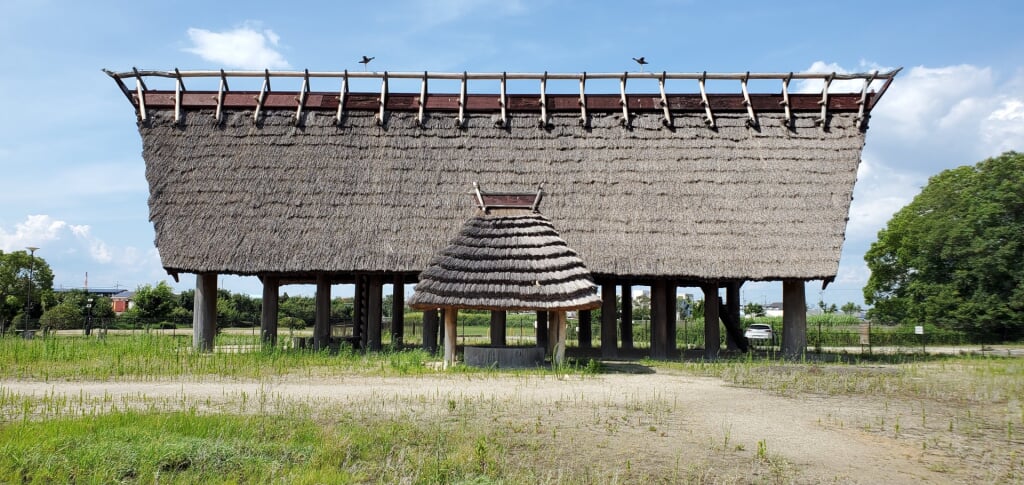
756,439 -> 768,462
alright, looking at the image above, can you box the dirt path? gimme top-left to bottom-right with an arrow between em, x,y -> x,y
2,369 -> 962,484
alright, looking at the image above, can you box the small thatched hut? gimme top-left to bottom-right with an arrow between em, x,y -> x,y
409,186 -> 602,366
106,68 -> 898,358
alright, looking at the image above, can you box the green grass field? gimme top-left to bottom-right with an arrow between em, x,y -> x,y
1,334 -> 1021,483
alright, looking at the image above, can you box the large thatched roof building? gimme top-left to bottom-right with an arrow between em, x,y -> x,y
107,68 -> 898,357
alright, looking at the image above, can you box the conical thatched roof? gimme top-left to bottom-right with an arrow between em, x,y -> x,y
409,202 -> 601,312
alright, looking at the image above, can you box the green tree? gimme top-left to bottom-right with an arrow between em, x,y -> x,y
131,281 -> 180,320
632,293 -> 651,321
743,302 -> 765,318
40,301 -> 83,331
279,295 -> 315,325
0,249 -> 55,329
840,302 -> 862,316
865,152 -> 1024,341
50,290 -> 114,324
331,297 -> 354,322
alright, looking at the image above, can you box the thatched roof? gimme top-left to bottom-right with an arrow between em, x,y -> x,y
408,206 -> 602,311
139,107 -> 865,283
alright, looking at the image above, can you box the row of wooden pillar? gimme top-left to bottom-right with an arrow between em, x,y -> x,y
592,280 -> 807,360
192,272 -> 407,352
193,274 -> 808,360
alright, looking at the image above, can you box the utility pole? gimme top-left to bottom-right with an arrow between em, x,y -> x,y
24,246 -> 39,337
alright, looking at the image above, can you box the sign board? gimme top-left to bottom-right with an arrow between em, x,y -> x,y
859,323 -> 870,345
914,325 -> 924,335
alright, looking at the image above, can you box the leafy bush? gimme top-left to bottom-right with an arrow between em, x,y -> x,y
280,316 -> 306,330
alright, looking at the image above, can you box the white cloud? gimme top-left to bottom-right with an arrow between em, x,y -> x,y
864,64 -> 1023,171
872,64 -> 994,141
3,215 -> 120,265
834,262 -> 870,288
982,98 -> 1024,153
796,60 -> 890,94
0,214 -> 67,251
845,157 -> 924,243
184,24 -> 289,69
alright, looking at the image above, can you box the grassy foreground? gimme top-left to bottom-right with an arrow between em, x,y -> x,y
1,335 -> 1022,483
0,408 -> 530,484
0,334 -> 599,381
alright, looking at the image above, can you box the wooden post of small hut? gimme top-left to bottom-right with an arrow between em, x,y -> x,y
422,308 -> 439,354
552,311 -> 568,364
409,185 -> 601,368
442,306 -> 458,368
193,272 -> 217,352
260,275 -> 279,346
535,311 -> 549,350
490,311 -> 507,346
781,280 -> 807,358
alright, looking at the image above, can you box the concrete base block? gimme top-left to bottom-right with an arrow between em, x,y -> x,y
464,346 -> 546,368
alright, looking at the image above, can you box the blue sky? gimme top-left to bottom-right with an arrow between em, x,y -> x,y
2,0 -> 1022,307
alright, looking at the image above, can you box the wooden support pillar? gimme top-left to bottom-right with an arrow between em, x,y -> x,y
443,307 -> 458,368
547,311 -> 559,355
390,276 -> 404,347
724,282 -> 745,350
367,275 -> 383,351
313,274 -> 331,350
354,276 -> 366,349
490,310 -> 507,347
600,282 -> 618,358
702,284 -> 720,360
620,284 -> 633,350
193,272 -> 217,352
781,280 -> 807,358
438,309 -> 446,344
553,311 -> 567,365
578,310 -> 592,349
422,308 -> 439,354
535,311 -> 549,350
260,275 -> 279,346
651,281 -> 669,359
666,282 -> 677,355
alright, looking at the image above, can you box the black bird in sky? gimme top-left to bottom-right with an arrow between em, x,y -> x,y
632,57 -> 648,71
359,56 -> 374,70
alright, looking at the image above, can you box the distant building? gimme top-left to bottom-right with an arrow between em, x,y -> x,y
765,302 -> 784,318
111,290 -> 135,314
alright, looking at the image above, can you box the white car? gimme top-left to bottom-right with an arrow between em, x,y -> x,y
744,324 -> 774,342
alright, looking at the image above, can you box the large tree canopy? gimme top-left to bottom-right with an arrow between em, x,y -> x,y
864,151 -> 1024,341
0,250 -> 54,325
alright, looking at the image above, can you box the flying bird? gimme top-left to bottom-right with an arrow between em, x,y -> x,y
359,56 -> 374,70
632,57 -> 648,71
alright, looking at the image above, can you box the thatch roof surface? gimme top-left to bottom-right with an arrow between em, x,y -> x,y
140,108 -> 864,281
409,211 -> 602,311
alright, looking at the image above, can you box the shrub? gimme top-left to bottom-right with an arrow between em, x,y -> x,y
280,316 -> 306,330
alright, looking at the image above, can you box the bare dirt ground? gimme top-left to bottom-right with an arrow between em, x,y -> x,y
3,367 -> 999,484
